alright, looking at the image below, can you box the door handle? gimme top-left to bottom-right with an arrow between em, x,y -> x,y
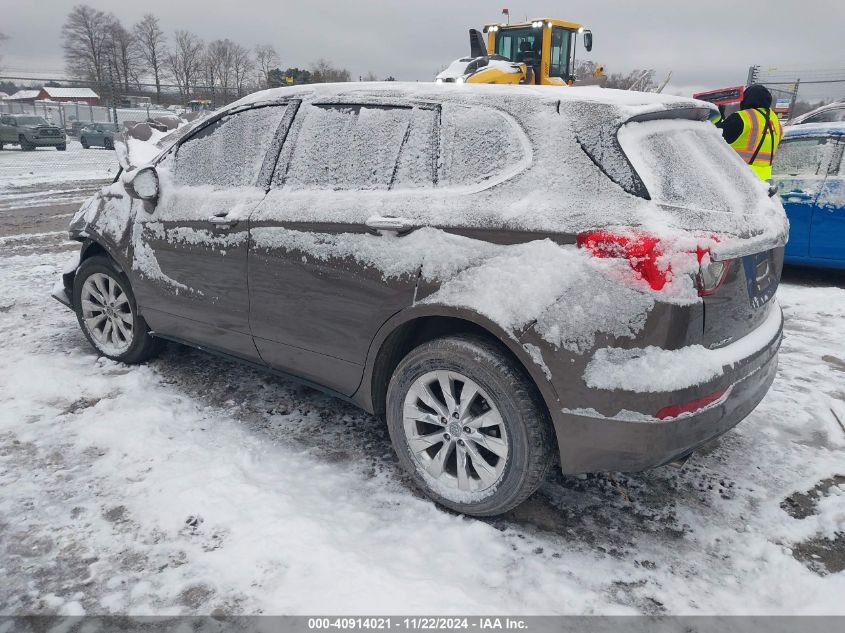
208,214 -> 239,228
365,215 -> 414,235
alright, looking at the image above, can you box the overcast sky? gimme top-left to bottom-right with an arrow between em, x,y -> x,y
2,0 -> 844,98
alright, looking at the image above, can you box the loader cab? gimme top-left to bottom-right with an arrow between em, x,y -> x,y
484,19 -> 586,85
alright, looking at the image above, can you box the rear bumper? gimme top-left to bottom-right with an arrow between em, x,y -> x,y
551,305 -> 783,473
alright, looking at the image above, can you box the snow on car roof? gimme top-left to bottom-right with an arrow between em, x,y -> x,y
229,81 -> 711,119
783,121 -> 845,139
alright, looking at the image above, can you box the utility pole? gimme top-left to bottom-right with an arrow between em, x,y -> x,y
107,60 -> 119,126
747,65 -> 760,86
788,79 -> 801,119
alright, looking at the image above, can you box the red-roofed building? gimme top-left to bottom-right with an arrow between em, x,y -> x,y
37,86 -> 100,105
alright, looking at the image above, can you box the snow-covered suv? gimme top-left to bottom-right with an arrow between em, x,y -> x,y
53,83 -> 788,516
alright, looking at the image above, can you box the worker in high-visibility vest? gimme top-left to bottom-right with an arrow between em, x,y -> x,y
717,84 -> 783,181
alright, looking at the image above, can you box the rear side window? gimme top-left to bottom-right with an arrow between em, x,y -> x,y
171,105 -> 287,188
438,104 -> 528,188
618,119 -> 762,213
773,137 -> 834,176
279,103 -> 436,191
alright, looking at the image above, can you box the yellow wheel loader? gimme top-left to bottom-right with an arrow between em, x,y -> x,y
436,19 -> 601,86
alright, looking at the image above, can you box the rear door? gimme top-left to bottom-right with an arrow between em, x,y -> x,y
248,99 -> 439,395
773,134 -> 839,260
808,136 -> 845,261
130,102 -> 292,359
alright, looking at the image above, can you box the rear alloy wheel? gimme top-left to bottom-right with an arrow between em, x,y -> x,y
104,137 -> 114,150
387,335 -> 554,516
73,255 -> 162,364
80,138 -> 89,149
404,371 -> 510,492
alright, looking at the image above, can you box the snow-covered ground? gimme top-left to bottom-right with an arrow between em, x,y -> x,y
0,142 -> 115,212
0,169 -> 843,615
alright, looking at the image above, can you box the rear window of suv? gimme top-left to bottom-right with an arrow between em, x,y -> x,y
618,118 -> 763,213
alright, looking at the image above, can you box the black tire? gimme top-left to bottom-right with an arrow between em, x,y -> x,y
73,255 -> 163,364
386,334 -> 554,516
0,141 -> 4,150
19,135 -> 35,151
80,137 -> 89,149
57,143 -> 67,151
104,137 -> 114,150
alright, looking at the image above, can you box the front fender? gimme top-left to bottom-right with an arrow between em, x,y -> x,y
68,184 -> 136,278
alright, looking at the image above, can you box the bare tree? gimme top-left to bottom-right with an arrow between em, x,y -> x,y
166,29 -> 204,100
133,14 -> 167,103
574,61 -> 658,92
205,39 -> 236,102
232,44 -> 255,97
105,17 -> 139,92
310,58 -> 351,83
362,71 -> 379,82
254,44 -> 279,89
61,5 -> 112,84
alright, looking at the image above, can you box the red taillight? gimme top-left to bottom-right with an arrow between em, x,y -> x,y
578,229 -> 732,296
576,230 -> 669,290
655,388 -> 728,420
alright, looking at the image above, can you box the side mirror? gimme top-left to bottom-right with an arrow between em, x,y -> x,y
125,166 -> 159,201
583,30 -> 593,52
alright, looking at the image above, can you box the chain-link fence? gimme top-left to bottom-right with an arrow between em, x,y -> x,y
751,66 -> 845,119
0,75 -> 253,213
0,99 -> 151,215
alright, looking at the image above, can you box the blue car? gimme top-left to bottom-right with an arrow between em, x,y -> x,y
773,122 -> 845,269
79,123 -> 118,150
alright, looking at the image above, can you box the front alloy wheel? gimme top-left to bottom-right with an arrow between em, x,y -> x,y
80,272 -> 134,356
73,255 -> 162,363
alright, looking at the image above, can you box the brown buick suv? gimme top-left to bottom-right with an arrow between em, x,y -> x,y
53,83 -> 788,516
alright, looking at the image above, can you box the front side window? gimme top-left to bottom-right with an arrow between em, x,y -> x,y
171,105 -> 288,188
279,103 -> 433,191
549,27 -> 572,79
773,137 -> 833,176
495,27 -> 541,64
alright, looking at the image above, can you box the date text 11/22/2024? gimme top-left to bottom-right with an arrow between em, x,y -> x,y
307,617 -> 528,630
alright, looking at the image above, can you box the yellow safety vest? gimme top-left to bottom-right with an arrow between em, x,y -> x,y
729,108 -> 783,181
